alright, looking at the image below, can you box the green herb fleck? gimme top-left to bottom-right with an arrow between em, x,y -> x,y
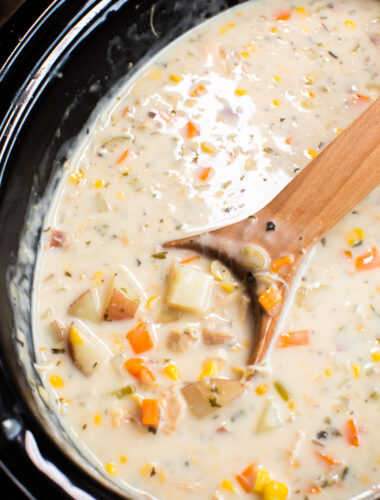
274,381 -> 290,401
151,251 -> 167,259
209,397 -> 221,408
111,385 -> 136,399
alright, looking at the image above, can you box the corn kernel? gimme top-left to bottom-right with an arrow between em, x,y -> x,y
146,296 -> 159,310
149,70 -> 161,80
220,282 -> 235,293
256,383 -> 269,395
105,463 -> 117,475
49,374 -> 64,388
69,325 -> 83,345
130,394 -> 143,407
69,170 -> 84,184
352,363 -> 361,378
240,51 -> 250,58
94,179 -> 103,188
93,270 -> 103,286
164,363 -> 180,381
306,149 -> 317,159
169,74 -> 182,83
219,23 -> 235,35
221,480 -> 236,492
334,127 -> 343,134
235,88 -> 247,96
295,6 -> 307,16
94,413 -> 102,425
246,43 -> 255,52
272,99 -> 280,107
273,75 -> 282,83
263,480 -> 289,500
201,142 -> 217,154
372,351 -> 380,362
200,360 -> 218,380
346,228 -> 365,247
345,20 -> 356,29
288,399 -> 296,411
325,368 -> 332,376
120,455 -> 128,464
360,475 -> 369,483
254,470 -> 271,493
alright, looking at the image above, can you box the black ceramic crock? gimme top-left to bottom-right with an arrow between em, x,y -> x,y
0,0 -> 245,497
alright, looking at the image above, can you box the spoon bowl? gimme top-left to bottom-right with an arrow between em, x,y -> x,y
165,98 -> 380,367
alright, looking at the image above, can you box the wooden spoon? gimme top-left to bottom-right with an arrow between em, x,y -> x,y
164,98 -> 380,367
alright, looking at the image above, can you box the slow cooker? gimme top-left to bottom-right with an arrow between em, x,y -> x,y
0,0 -> 242,497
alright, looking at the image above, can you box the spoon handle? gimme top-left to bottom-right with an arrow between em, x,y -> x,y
259,98 -> 380,257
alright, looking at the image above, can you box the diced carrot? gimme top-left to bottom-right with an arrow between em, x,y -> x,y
345,418 -> 360,447
306,484 -> 322,494
121,106 -> 129,117
258,285 -> 282,312
355,247 -> 380,271
180,255 -> 200,264
186,121 -> 199,138
127,322 -> 154,354
50,229 -> 65,248
142,399 -> 160,427
191,84 -> 206,98
342,250 -> 352,260
285,137 -> 292,145
236,463 -> 257,493
198,166 -> 214,182
273,9 -> 291,21
276,330 -> 309,348
124,358 -> 155,385
116,148 -> 129,164
352,93 -> 370,104
314,450 -> 341,466
270,255 -> 294,273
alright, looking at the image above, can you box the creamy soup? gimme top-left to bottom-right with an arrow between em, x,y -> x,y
33,0 -> 380,498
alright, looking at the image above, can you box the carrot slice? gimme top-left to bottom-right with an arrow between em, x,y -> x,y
271,255 -> 294,273
236,463 -> 257,493
285,137 -> 292,145
186,121 -> 199,138
276,330 -> 309,348
127,322 -> 154,354
314,450 -> 341,466
273,9 -> 291,21
352,93 -> 370,104
355,247 -> 380,271
124,358 -> 155,385
116,148 -> 129,164
342,249 -> 353,260
198,167 -> 214,182
180,255 -> 200,264
345,418 -> 360,447
142,399 -> 160,427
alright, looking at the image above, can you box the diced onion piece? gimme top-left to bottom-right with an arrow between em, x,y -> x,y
210,260 -> 230,282
166,263 -> 213,312
241,245 -> 268,270
256,399 -> 282,433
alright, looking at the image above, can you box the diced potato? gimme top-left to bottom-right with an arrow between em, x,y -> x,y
181,378 -> 244,418
167,326 -> 200,353
68,288 -> 100,322
94,192 -> 110,212
256,399 -> 282,433
104,266 -> 142,320
166,263 -> 213,312
68,323 -> 110,376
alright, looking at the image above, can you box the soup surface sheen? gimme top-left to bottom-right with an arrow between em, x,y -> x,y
34,0 -> 380,498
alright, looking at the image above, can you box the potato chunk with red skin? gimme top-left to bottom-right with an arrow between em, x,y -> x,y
181,378 -> 244,418
104,288 -> 138,320
68,323 -> 109,376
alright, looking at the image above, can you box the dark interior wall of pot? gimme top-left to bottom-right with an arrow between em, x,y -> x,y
0,0 -> 244,498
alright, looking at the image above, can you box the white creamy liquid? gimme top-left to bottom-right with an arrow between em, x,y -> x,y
33,0 -> 380,499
